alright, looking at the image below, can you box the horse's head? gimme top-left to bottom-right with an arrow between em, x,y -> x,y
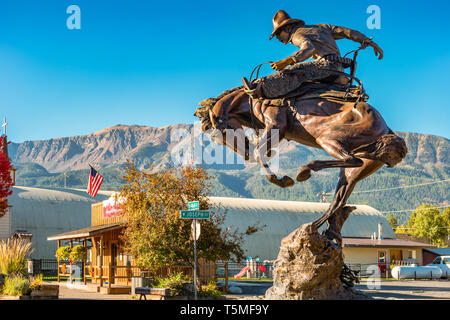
194,98 -> 216,132
194,87 -> 253,160
194,86 -> 247,132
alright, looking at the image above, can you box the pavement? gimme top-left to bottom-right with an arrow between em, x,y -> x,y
53,279 -> 450,300
56,282 -> 135,300
355,279 -> 450,300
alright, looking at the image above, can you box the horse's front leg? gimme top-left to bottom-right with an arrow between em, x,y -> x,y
211,121 -> 254,162
254,123 -> 294,188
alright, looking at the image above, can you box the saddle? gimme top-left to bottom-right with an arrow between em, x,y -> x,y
263,80 -> 368,107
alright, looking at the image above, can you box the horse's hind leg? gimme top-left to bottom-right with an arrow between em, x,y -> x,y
312,159 -> 384,243
296,138 -> 364,182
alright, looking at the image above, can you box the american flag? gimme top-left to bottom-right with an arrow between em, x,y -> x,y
87,166 -> 103,197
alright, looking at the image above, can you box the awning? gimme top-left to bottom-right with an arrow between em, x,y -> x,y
343,237 -> 436,248
47,223 -> 124,241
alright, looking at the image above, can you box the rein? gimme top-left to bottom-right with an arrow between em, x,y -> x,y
249,61 -> 273,82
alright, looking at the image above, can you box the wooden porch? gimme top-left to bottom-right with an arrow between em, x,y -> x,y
47,200 -> 217,294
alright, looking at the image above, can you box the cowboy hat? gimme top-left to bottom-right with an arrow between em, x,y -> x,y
269,10 -> 305,40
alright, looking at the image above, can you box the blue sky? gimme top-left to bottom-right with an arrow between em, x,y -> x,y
1,0 -> 449,142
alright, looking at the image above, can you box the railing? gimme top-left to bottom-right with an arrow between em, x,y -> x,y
31,259 -> 59,276
89,262 -> 216,288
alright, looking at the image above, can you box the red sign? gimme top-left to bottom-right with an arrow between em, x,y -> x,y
102,198 -> 124,219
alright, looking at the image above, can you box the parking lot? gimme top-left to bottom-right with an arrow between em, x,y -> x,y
355,279 -> 450,300
226,279 -> 450,300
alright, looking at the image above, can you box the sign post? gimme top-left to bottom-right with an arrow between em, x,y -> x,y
181,201 -> 210,301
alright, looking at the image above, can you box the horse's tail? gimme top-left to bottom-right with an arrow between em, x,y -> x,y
353,132 -> 407,168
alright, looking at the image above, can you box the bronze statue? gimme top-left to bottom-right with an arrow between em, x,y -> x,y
242,10 -> 384,99
194,10 -> 407,247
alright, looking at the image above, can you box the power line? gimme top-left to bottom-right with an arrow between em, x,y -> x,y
379,205 -> 450,214
353,178 -> 450,194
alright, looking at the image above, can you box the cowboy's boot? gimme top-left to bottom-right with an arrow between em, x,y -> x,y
242,77 -> 264,99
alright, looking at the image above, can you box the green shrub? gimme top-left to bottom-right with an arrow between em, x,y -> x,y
2,275 -> 30,296
152,272 -> 193,296
29,274 -> 43,291
69,245 -> 87,263
0,238 -> 33,276
199,280 -> 222,297
55,246 -> 71,261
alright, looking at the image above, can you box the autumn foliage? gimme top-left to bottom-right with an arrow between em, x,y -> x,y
119,162 -> 262,271
0,147 -> 13,216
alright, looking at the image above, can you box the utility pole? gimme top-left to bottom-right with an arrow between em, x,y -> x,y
317,190 -> 331,203
2,117 -> 7,135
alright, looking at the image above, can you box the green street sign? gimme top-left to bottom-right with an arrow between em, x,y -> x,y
180,210 -> 210,219
188,201 -> 199,210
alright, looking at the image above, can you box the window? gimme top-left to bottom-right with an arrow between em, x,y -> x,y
443,258 -> 450,265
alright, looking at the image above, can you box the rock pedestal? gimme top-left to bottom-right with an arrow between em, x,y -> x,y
265,223 -> 366,300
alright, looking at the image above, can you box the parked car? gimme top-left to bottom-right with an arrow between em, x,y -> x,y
426,255 -> 450,278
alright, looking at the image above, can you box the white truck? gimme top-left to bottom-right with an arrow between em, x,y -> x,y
426,255 -> 450,278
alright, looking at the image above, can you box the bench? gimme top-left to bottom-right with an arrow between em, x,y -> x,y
135,287 -> 171,300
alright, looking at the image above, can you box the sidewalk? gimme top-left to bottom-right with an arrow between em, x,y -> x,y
56,282 -> 135,300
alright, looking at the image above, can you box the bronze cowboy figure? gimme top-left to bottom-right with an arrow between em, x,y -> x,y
242,10 -> 384,99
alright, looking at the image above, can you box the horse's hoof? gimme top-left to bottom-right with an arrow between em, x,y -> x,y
281,176 -> 294,188
296,166 -> 311,182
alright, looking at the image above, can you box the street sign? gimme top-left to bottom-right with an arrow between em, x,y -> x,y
188,201 -> 199,210
191,220 -> 201,240
181,202 -> 209,301
180,210 -> 210,219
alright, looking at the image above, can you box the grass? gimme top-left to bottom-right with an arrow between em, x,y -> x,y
1,275 -> 30,296
0,238 -> 33,276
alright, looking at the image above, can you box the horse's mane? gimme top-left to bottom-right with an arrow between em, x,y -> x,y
194,85 -> 243,130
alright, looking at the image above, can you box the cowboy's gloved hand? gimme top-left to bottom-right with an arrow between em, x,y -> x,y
271,57 -> 295,71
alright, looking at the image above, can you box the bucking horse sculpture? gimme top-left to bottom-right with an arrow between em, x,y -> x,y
194,10 -> 407,247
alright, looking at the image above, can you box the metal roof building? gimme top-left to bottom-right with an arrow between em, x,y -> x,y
208,197 -> 395,260
5,186 -> 112,259
3,186 -> 397,260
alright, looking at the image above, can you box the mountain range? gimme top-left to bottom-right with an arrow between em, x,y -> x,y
9,124 -> 450,225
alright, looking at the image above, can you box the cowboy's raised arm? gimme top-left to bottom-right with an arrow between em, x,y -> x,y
320,23 -> 383,60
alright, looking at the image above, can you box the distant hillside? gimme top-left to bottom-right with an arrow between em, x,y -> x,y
10,124 -> 450,225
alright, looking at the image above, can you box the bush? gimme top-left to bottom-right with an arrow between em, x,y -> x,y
152,272 -> 193,296
29,274 -> 43,291
69,245 -> 87,263
0,238 -> 33,276
55,246 -> 71,261
2,275 -> 30,296
199,280 -> 222,297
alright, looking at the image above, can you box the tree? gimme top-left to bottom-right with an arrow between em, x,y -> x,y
0,146 -> 13,216
119,162 -> 262,272
407,204 -> 447,246
387,214 -> 398,230
442,207 -> 450,229
395,224 -> 409,234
